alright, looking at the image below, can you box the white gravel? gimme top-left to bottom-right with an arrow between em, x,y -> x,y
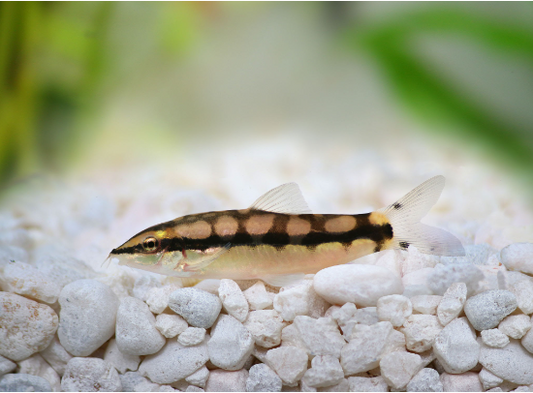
1,136 -> 533,391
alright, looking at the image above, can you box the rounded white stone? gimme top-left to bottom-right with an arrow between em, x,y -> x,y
427,263 -> 484,296
433,317 -> 479,374
291,316 -> 346,359
116,296 -> 166,356
380,351 -> 423,390
58,279 -> 119,357
501,243 -> 533,275
205,369 -> 248,392
0,374 -> 52,392
207,314 -> 254,370
498,314 -> 531,339
464,290 -> 517,331
505,271 -> 533,315
61,357 -> 121,392
479,368 -> 504,391
437,282 -> 467,326
139,339 -> 209,384
479,339 -> 533,385
2,261 -> 61,304
265,346 -> 308,385
0,292 -> 58,361
178,327 -> 206,347
119,371 -> 160,392
168,288 -> 222,329
17,353 -> 61,392
400,314 -> 443,353
155,313 -> 188,339
243,310 -> 286,348
0,355 -> 16,376
406,368 -> 443,392
481,329 -> 510,348
146,285 -> 181,315
440,372 -> 482,392
243,281 -> 273,311
521,318 -> 533,353
246,363 -> 282,392
313,264 -> 403,307
218,279 -> 249,322
377,294 -> 412,327
185,366 -> 209,388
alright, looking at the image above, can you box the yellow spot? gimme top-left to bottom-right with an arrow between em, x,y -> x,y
286,217 -> 311,236
369,212 -> 389,226
325,216 -> 356,233
215,215 -> 239,237
188,220 -> 212,239
245,214 -> 275,235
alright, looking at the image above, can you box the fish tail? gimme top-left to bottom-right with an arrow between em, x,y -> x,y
379,175 -> 465,256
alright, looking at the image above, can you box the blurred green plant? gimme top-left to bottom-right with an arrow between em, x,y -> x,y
345,7 -> 533,184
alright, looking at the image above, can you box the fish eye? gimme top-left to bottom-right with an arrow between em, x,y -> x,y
142,236 -> 159,253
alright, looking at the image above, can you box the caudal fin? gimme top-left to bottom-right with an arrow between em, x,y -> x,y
379,176 -> 465,256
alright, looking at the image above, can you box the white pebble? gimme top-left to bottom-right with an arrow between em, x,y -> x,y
406,368 -> 443,392
33,255 -> 95,291
119,371 -> 160,392
155,313 -> 188,339
243,310 -> 286,348
498,314 -> 531,339
265,346 -> 308,385
61,357 -> 121,392
377,294 -> 412,327
402,267 -> 434,289
116,297 -> 166,356
351,307 -> 379,325
318,378 -> 350,392
0,292 -> 58,361
0,355 -> 16,377
139,339 -> 209,384
437,282 -> 467,326
178,327 -> 206,346
347,376 -> 388,392
340,321 -> 393,375
440,372 -> 482,392
103,339 -> 140,374
185,386 -> 204,392
427,263 -> 484,296
273,280 -> 329,321
245,363 -> 282,392
506,271 -> 533,315
218,279 -> 249,322
521,319 -> 533,353
39,337 -> 72,376
185,366 -> 209,388
400,314 -> 443,353
313,264 -> 403,307
243,281 -> 273,310
380,351 -> 423,390
411,295 -> 442,315
479,339 -> 533,384
481,329 -> 510,348
1,261 -> 60,304
18,353 -> 61,392
58,279 -> 119,357
464,290 -> 517,331
479,368 -> 504,391
301,355 -> 344,388
0,374 -> 52,392
500,243 -> 533,275
207,314 -> 254,370
433,317 -> 479,373
146,285 -> 181,314
290,316 -> 346,358
168,288 -> 222,329
205,369 -> 248,392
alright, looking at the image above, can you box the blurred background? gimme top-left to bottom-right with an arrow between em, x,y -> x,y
1,2 -> 532,193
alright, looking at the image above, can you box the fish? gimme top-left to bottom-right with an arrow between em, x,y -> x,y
108,175 -> 464,286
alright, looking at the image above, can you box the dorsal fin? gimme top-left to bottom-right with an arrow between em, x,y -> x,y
250,183 -> 312,214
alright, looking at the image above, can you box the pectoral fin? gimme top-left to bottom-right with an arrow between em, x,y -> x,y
177,243 -> 231,273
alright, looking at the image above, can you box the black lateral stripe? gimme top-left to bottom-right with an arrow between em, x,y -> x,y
261,214 -> 290,248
